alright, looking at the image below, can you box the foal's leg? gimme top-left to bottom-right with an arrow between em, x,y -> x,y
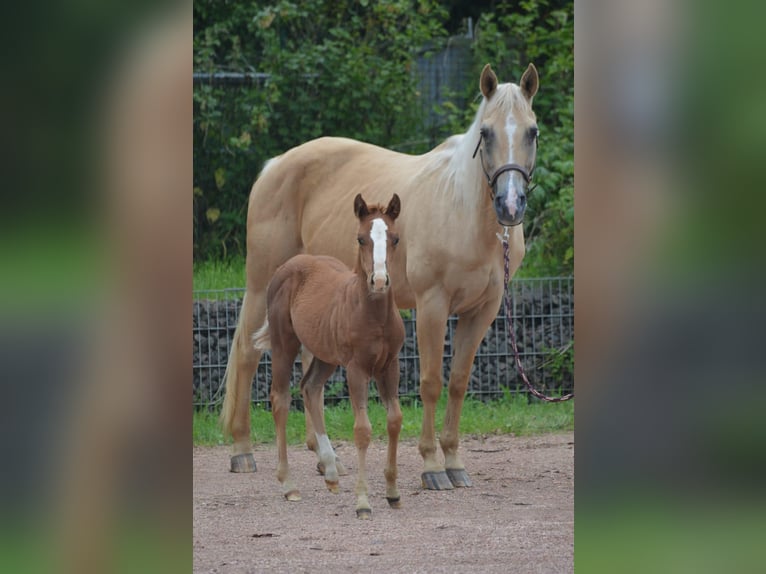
414,290 -> 453,490
377,360 -> 403,508
347,365 -> 373,518
301,348 -> 347,476
270,338 -> 302,501
441,296 -> 503,487
300,357 -> 341,493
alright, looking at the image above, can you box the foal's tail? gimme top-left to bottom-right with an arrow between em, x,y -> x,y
251,317 -> 271,351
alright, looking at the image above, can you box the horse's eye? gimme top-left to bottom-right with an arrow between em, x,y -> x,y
357,237 -> 365,245
529,127 -> 539,142
392,236 -> 399,246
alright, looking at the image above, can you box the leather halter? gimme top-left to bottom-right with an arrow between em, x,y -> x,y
472,133 -> 533,197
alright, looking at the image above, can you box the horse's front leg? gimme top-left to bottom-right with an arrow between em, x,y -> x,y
441,296 -> 503,487
414,290 -> 452,490
347,365 -> 373,518
376,359 -> 403,508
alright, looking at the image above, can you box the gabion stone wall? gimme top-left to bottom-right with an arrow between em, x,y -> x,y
193,278 -> 573,407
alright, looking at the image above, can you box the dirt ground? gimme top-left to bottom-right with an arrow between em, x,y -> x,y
194,432 -> 573,573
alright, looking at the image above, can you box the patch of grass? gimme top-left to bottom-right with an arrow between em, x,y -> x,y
193,256 -> 245,292
193,392 -> 573,446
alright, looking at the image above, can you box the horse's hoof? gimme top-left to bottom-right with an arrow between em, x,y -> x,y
325,480 -> 340,494
386,496 -> 402,509
335,458 -> 349,476
230,453 -> 257,473
284,490 -> 302,502
356,508 -> 372,520
421,471 -> 454,490
446,468 -> 473,488
317,457 -> 348,476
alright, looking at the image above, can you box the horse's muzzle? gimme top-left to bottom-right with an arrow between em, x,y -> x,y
370,272 -> 391,293
494,190 -> 526,227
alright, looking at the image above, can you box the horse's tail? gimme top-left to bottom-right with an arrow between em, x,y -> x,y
251,317 -> 271,351
220,295 -> 251,435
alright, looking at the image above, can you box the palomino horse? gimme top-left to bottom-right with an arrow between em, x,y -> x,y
222,63 -> 539,490
251,194 -> 404,518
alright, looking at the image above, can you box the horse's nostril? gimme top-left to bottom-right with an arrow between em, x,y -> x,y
385,275 -> 390,286
519,192 -> 527,206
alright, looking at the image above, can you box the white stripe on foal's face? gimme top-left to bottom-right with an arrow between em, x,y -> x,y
370,217 -> 389,291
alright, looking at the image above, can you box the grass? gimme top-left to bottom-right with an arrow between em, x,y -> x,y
193,391 -> 574,446
193,256 -> 246,292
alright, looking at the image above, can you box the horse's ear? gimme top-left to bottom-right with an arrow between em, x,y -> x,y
354,193 -> 369,219
520,63 -> 539,102
480,64 -> 498,100
385,193 -> 401,221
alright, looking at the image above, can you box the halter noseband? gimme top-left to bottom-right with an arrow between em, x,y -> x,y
472,134 -> 533,196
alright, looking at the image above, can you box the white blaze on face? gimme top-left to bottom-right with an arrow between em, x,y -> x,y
504,115 -> 520,217
370,217 -> 388,290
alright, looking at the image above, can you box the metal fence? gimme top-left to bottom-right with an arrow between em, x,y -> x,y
193,277 -> 573,408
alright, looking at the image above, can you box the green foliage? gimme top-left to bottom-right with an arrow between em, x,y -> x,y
193,0 -> 448,260
192,392 -> 574,446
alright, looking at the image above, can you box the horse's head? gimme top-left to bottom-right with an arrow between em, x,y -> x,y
353,193 -> 401,294
474,63 -> 539,227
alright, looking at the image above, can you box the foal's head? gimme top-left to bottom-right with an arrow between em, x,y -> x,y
474,63 -> 539,227
353,193 -> 401,294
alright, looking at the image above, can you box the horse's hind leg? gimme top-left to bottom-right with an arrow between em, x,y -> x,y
221,291 -> 265,473
301,348 -> 347,476
377,360 -> 403,509
347,366 -> 373,518
270,338 -> 302,501
300,357 -> 340,493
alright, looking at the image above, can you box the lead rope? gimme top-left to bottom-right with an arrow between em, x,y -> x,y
498,228 -> 574,402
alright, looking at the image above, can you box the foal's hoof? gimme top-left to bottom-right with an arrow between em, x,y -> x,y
446,468 -> 473,488
284,490 -> 302,502
386,496 -> 402,509
229,453 -> 257,473
325,480 -> 340,494
421,471 -> 454,491
317,457 -> 348,476
356,508 -> 372,520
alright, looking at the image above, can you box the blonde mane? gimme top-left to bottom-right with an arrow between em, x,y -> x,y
416,82 -> 530,209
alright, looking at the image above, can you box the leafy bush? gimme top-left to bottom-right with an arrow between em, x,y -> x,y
194,0 -> 448,260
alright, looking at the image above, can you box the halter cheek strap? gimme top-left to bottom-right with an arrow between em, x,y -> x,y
472,134 -> 533,197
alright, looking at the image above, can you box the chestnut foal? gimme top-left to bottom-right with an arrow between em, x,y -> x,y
252,194 -> 404,518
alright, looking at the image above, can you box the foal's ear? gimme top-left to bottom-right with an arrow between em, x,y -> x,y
354,193 -> 370,219
385,193 -> 401,221
520,63 -> 539,102
480,64 -> 498,100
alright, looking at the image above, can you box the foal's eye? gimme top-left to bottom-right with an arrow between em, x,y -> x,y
357,237 -> 365,245
392,236 -> 399,246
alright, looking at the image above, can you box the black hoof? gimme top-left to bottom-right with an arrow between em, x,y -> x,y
421,471 -> 454,490
230,453 -> 257,473
356,508 -> 372,520
446,468 -> 473,487
386,496 -> 402,509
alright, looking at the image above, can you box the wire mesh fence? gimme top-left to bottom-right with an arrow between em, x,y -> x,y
193,277 -> 573,408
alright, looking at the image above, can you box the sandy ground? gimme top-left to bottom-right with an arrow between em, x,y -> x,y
194,432 -> 573,573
